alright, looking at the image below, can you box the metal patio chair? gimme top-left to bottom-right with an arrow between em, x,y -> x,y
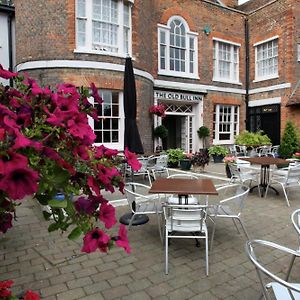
147,154 -> 169,180
209,184 -> 250,251
125,157 -> 152,186
166,173 -> 199,205
163,203 -> 210,275
124,182 -> 163,241
265,163 -> 300,207
246,239 -> 300,300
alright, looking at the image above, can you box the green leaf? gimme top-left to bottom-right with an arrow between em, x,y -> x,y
42,211 -> 52,220
48,223 -> 59,232
48,200 -> 67,208
68,227 -> 82,240
36,194 -> 51,205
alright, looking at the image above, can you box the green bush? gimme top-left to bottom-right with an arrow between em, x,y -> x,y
234,130 -> 271,146
197,126 -> 210,148
208,145 -> 229,156
279,121 -> 299,159
166,148 -> 186,165
191,149 -> 210,167
153,125 -> 168,139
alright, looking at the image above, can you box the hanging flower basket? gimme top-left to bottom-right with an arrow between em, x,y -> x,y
149,104 -> 166,118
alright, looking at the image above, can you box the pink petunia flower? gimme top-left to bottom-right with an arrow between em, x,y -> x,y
0,166 -> 39,200
115,224 -> 131,254
24,290 -> 40,300
75,196 -> 96,215
87,176 -> 101,196
90,83 -> 103,104
99,202 -> 117,229
124,148 -> 142,171
0,64 -> 18,79
81,228 -> 110,253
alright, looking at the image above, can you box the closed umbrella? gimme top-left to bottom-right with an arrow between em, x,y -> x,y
120,57 -> 148,226
123,56 -> 144,154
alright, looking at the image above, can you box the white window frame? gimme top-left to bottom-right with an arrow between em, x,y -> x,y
75,0 -> 132,57
213,38 -> 241,84
298,43 -> 300,62
158,16 -> 199,79
88,91 -> 124,150
254,36 -> 279,82
213,104 -> 239,145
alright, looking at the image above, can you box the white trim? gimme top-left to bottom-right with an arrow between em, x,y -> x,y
154,79 -> 246,95
253,35 -> 279,47
212,37 -> 241,47
253,75 -> 279,83
16,60 -> 154,83
248,97 -> 281,107
158,70 -> 199,79
249,83 -> 291,94
212,78 -> 242,85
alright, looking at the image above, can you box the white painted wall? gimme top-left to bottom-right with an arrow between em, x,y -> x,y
238,0 -> 249,4
0,12 -> 9,85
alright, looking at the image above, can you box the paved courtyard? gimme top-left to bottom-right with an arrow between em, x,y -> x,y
1,163 -> 299,299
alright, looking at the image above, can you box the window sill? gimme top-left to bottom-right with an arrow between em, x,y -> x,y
158,70 -> 199,79
213,140 -> 234,145
212,78 -> 242,85
74,49 -> 129,59
253,75 -> 279,83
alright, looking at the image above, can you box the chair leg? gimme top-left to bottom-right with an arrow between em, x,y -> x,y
236,217 -> 250,240
128,213 -> 136,230
152,170 -> 157,181
264,183 -> 270,198
147,171 -> 152,186
232,218 -> 241,234
205,234 -> 209,276
156,212 -> 163,244
285,254 -> 297,281
210,219 -> 217,251
165,229 -> 169,275
282,185 -> 290,207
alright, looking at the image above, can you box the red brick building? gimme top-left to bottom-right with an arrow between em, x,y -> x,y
13,0 -> 300,153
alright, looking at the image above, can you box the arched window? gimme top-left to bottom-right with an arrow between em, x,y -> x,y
158,16 -> 198,78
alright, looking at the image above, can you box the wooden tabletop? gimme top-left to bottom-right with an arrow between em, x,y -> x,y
149,178 -> 218,195
240,157 -> 288,166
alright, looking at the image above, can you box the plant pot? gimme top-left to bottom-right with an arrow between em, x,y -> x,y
212,155 -> 224,163
168,161 -> 179,168
179,159 -> 192,170
277,163 -> 289,169
225,164 -> 232,178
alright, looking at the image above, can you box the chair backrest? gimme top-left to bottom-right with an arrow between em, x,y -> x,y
291,209 -> 300,250
270,145 -> 280,157
228,163 -> 242,182
257,146 -> 272,157
124,182 -> 151,211
245,239 -> 300,300
286,164 -> 300,185
217,184 -> 249,216
137,157 -> 149,171
163,203 -> 208,232
234,145 -> 247,156
155,154 -> 168,168
167,173 -> 198,179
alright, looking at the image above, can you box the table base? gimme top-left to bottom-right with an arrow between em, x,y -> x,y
250,185 -> 279,197
119,213 -> 149,226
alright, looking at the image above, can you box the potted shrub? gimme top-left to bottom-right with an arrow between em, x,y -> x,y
223,155 -> 237,178
166,148 -> 185,168
153,125 -> 168,139
208,145 -> 229,163
197,126 -> 210,148
179,153 -> 193,170
279,121 -> 299,159
191,149 -> 210,172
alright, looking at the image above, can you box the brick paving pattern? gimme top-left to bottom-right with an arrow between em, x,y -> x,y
1,164 -> 299,299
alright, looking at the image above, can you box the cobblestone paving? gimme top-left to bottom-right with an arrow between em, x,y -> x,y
1,164 -> 300,299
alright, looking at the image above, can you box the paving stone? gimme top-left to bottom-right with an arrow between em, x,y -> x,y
67,276 -> 93,289
145,282 -> 174,298
57,287 -> 86,300
122,290 -> 151,300
80,294 -> 105,300
40,283 -> 68,297
50,273 -> 76,285
84,281 -> 110,295
101,285 -> 131,299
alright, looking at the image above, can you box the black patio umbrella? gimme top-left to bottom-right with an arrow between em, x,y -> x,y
123,56 -> 144,154
120,57 -> 148,226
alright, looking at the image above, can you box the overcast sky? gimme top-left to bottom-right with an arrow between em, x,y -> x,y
238,0 -> 249,4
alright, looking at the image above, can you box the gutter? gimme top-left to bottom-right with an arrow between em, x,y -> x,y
245,17 -> 250,130
8,11 -> 14,86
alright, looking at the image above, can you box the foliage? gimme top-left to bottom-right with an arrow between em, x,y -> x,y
208,145 -> 229,157
153,125 -> 168,139
279,121 -> 299,159
234,130 -> 271,146
166,148 -> 186,164
191,149 -> 210,167
149,104 -> 166,118
0,65 -> 141,255
197,126 -> 210,148
0,280 -> 39,299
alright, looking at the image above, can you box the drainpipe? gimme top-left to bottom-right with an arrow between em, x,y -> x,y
8,11 -> 14,87
244,17 -> 250,130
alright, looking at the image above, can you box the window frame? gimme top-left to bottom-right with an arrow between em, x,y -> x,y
88,90 -> 124,150
158,16 -> 199,79
298,43 -> 300,62
213,104 -> 239,145
254,36 -> 279,82
213,38 -> 241,84
75,0 -> 132,57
